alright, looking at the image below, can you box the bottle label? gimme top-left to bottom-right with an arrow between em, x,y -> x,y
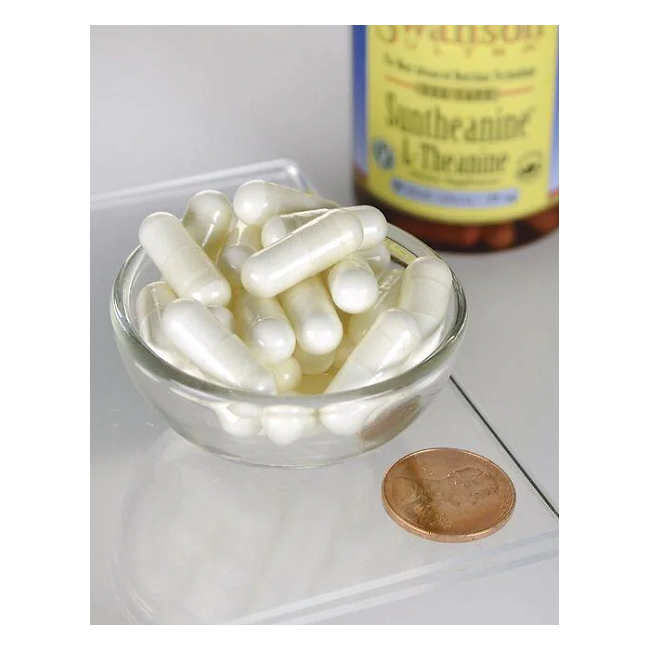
354,26 -> 559,224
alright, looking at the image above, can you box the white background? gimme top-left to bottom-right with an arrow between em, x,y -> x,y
91,26 -> 354,205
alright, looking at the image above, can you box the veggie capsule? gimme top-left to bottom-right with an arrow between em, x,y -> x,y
181,190 -> 233,260
265,356 -> 302,393
398,256 -> 453,338
261,208 -> 330,247
319,310 -> 420,436
326,254 -> 378,314
215,402 -> 263,439
242,210 -> 364,298
207,304 -> 236,333
359,242 -> 391,277
326,308 -> 422,394
348,268 -> 403,343
234,292 -> 296,364
135,281 -> 185,366
261,205 -> 387,252
278,276 -> 343,355
293,345 -> 335,375
162,299 -> 276,394
262,405 -> 318,446
139,212 -> 231,306
401,326 -> 446,372
217,223 -> 262,291
354,206 -> 388,249
233,180 -> 338,226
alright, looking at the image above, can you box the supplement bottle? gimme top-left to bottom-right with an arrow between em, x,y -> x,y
353,25 -> 559,252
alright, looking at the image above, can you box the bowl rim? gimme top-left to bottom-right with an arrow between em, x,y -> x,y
111,223 -> 467,406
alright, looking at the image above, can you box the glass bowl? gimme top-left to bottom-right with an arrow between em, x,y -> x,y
110,224 -> 467,467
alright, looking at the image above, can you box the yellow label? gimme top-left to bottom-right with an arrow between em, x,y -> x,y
364,25 -> 559,224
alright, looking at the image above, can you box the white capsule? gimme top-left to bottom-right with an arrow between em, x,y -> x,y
242,210 -> 364,298
182,361 -> 208,380
348,268 -> 403,343
353,206 -> 388,250
233,180 -> 338,226
398,256 -> 453,337
326,309 -> 422,394
207,304 -> 236,333
293,345 -> 335,375
320,389 -> 414,437
401,325 -> 446,372
262,205 -> 387,252
327,254 -> 379,314
215,402 -> 263,439
358,242 -> 391,277
279,276 -> 343,355
135,281 -> 185,366
331,335 -> 355,371
217,223 -> 262,291
319,363 -> 409,436
261,208 -> 330,247
318,399 -> 379,437
265,356 -> 302,393
260,205 -> 386,250
162,299 -> 276,394
139,212 -> 231,306
262,405 -> 318,446
181,190 -> 233,260
135,281 -> 177,323
234,292 -> 296,364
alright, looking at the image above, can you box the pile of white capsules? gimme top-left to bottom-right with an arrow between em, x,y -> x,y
136,181 -> 453,444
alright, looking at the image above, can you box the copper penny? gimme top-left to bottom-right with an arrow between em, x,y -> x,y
381,448 -> 516,542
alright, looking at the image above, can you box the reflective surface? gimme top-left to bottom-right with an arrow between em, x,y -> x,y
112,382 -> 557,624
91,160 -> 558,623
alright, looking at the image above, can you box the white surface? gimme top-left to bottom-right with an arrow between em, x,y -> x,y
445,233 -> 559,510
90,165 -> 558,625
97,386 -> 557,624
91,26 -> 558,624
324,555 -> 559,625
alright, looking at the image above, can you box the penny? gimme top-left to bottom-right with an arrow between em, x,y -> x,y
381,448 -> 516,542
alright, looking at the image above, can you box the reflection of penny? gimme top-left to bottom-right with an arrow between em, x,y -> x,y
358,397 -> 421,445
381,448 -> 515,542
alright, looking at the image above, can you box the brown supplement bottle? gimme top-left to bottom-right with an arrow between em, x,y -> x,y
352,25 -> 559,252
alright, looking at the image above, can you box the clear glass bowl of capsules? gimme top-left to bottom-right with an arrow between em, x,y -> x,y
111,225 -> 467,467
